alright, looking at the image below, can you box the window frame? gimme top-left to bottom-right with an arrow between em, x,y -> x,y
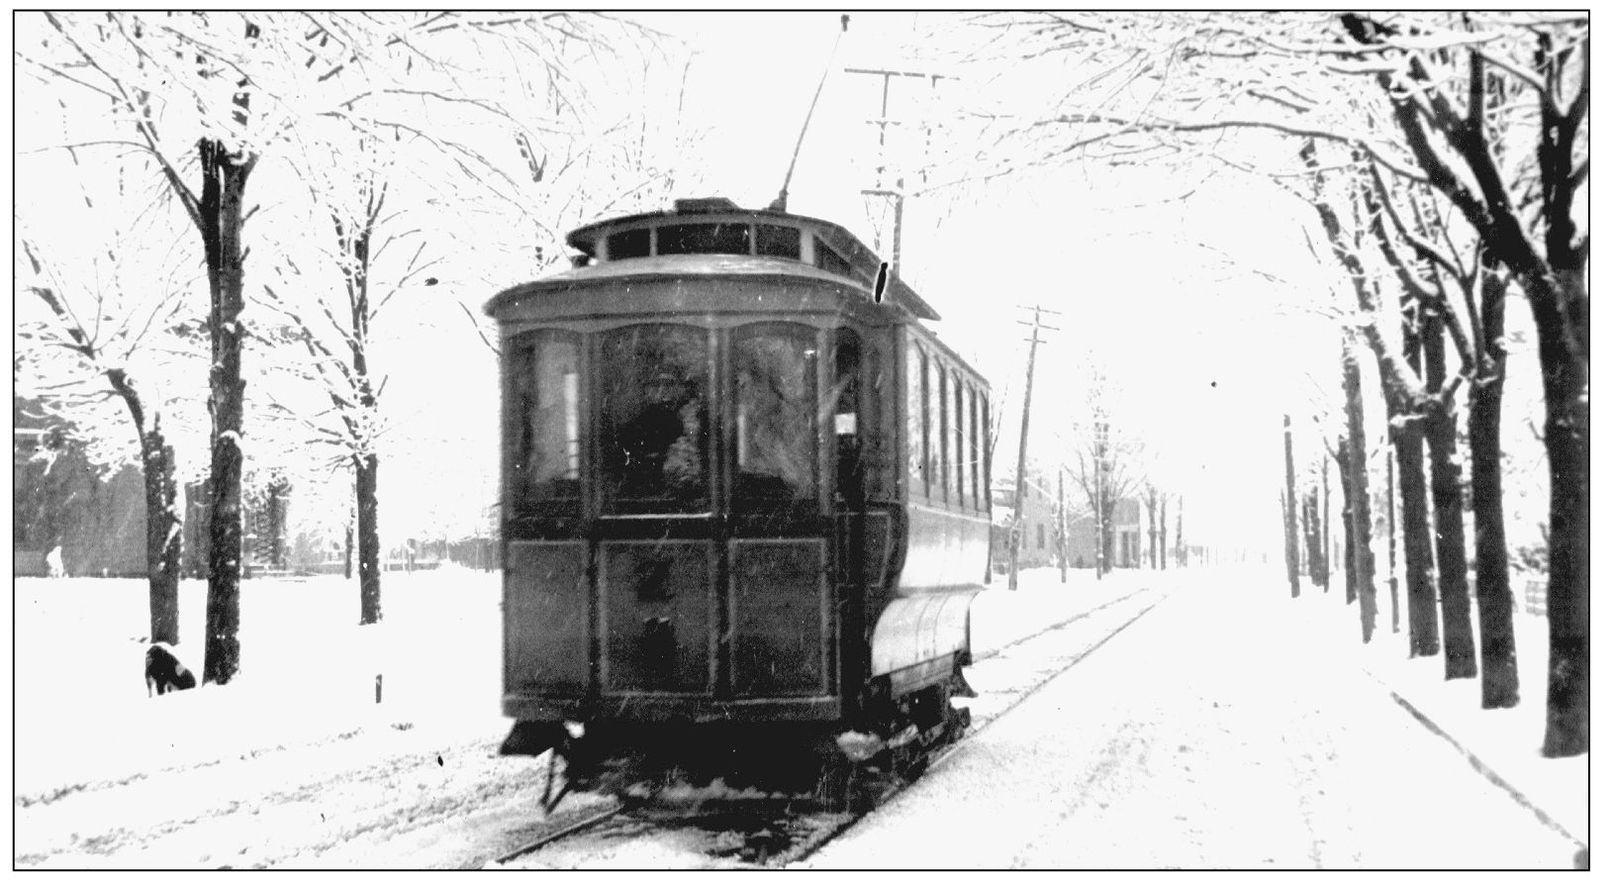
505,328 -> 585,518
908,343 -> 929,499
729,321 -> 822,507
595,322 -> 716,516
952,370 -> 965,510
969,387 -> 981,511
935,364 -> 949,505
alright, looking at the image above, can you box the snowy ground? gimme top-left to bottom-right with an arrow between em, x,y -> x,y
804,569 -> 1584,870
1277,574 -> 1588,851
11,565 -> 1587,868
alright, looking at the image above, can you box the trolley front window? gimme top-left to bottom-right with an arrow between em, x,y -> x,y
510,331 -> 581,510
658,223 -> 750,256
599,324 -> 712,513
733,324 -> 818,501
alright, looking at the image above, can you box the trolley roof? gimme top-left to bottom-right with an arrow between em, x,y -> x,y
486,198 -> 941,321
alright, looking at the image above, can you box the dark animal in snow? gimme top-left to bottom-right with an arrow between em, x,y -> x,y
146,643 -> 197,696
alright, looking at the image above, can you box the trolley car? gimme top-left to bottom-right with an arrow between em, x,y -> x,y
490,198 -> 991,792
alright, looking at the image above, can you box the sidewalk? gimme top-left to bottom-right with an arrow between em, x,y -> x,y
1273,569 -> 1588,849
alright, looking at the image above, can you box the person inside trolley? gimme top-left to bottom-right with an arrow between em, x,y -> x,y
614,366 -> 704,502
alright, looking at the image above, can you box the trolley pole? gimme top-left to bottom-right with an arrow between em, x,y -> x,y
1008,305 -> 1060,592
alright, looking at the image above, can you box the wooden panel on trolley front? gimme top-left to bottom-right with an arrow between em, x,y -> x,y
505,540 -> 590,694
728,538 -> 832,697
599,540 -> 717,695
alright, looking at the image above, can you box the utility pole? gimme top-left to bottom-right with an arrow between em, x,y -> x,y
846,66 -> 948,282
1008,305 -> 1060,591
1058,467 -> 1068,584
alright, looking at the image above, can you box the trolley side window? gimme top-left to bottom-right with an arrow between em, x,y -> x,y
599,324 -> 712,513
930,357 -> 946,503
969,386 -> 981,511
947,372 -> 960,509
509,331 -> 582,509
864,329 -> 893,500
813,237 -> 872,286
907,344 -> 928,497
973,394 -> 986,512
733,324 -> 818,501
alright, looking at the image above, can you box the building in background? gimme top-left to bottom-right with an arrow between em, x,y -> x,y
14,397 -> 292,579
989,468 -> 1143,573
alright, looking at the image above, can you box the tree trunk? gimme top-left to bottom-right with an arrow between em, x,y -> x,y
1303,486 -> 1324,588
1320,454 -> 1330,591
1338,445 -> 1358,606
1385,447 -> 1401,634
356,452 -> 383,625
1469,262 -> 1519,709
1147,491 -> 1160,569
1283,414 -> 1300,598
1159,495 -> 1168,570
266,478 -> 289,571
1341,338 -> 1376,642
199,136 -> 254,686
1525,272 -> 1589,757
142,431 -> 182,645
103,371 -> 183,646
1385,321 -> 1440,658
1421,312 -> 1477,679
1173,502 -> 1183,568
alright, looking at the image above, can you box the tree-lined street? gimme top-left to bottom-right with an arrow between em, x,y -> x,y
13,12 -> 1588,869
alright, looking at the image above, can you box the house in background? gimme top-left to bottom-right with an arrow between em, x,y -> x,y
1109,497 -> 1143,569
989,468 -> 1144,573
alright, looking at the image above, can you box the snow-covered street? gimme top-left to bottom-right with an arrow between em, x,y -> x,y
804,574 -> 1582,869
11,566 -> 1586,869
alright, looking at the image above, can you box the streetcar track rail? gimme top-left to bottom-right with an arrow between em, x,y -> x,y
972,587 -> 1151,663
491,806 -> 624,865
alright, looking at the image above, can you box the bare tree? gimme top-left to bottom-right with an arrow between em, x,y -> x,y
1467,252 -> 1522,708
16,228 -> 194,646
1070,417 -> 1141,577
1339,334 -> 1377,643
1326,26 -> 1588,740
12,130 -> 212,644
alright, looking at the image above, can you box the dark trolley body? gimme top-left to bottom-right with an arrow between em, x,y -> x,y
488,198 -> 990,792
